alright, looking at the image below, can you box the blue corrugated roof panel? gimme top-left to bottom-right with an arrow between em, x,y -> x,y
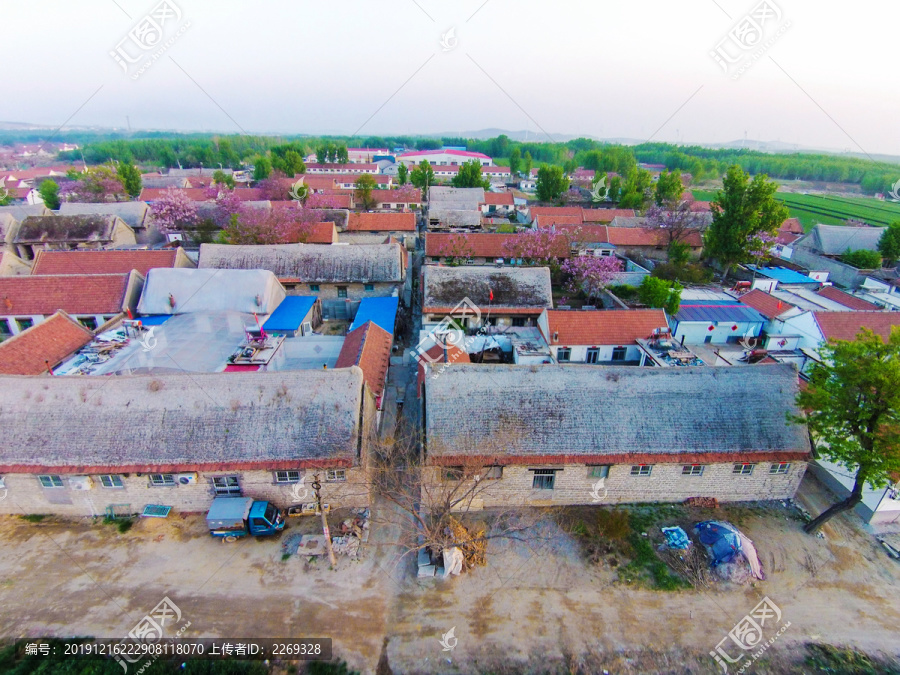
350,296 -> 399,335
136,315 -> 172,326
263,296 -> 317,331
747,265 -> 818,285
674,302 -> 765,323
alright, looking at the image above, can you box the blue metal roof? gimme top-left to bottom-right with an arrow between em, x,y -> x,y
263,296 -> 317,331
747,265 -> 818,285
350,296 -> 399,335
674,302 -> 765,323
136,315 -> 172,326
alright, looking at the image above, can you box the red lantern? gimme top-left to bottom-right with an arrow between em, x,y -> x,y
708,325 -> 714,331
732,325 -> 738,331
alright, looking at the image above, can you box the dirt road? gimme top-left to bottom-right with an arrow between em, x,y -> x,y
0,475 -> 898,674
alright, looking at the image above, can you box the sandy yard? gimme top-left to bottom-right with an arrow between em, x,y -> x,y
0,474 -> 898,675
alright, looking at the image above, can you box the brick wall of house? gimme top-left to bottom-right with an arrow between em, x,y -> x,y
0,468 -> 370,518
281,282 -> 399,300
425,460 -> 807,508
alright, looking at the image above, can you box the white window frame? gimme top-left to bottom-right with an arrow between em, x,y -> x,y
212,475 -> 242,495
733,463 -> 755,476
682,464 -> 705,476
149,473 -> 175,487
38,474 -> 64,488
588,465 -> 610,479
531,469 -> 557,490
557,347 -> 572,362
274,470 -> 302,484
325,469 -> 347,482
99,474 -> 124,489
769,462 -> 791,475
630,464 -> 652,476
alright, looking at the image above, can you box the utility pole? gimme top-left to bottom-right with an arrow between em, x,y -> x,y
312,474 -> 337,567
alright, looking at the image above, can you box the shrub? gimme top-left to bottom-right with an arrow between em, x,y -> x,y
841,248 -> 882,269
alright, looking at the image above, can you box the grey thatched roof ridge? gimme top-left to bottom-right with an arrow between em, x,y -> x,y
59,202 -> 150,229
423,266 -> 553,309
0,369 -> 364,469
425,364 -> 809,458
198,243 -> 403,283
801,224 -> 886,256
15,215 -> 119,243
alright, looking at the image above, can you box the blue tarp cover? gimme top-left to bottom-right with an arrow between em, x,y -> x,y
662,526 -> 691,550
695,520 -> 742,566
263,296 -> 317,332
350,296 -> 399,335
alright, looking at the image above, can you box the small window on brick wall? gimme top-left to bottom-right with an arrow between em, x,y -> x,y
326,469 -> 347,482
38,475 -> 64,488
588,465 -> 610,479
733,463 -> 755,475
484,466 -> 503,480
769,462 -> 791,475
630,465 -> 652,476
99,474 -> 124,488
274,470 -> 302,483
682,464 -> 705,476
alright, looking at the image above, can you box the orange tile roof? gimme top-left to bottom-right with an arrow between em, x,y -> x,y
546,309 -> 669,345
0,274 -> 131,315
372,188 -> 421,203
555,224 -> 703,247
0,310 -> 92,375
581,209 -> 636,223
780,217 -> 804,234
530,206 -> 584,222
813,311 -> 900,342
815,285 -> 880,311
305,222 -> 338,244
347,212 -> 416,232
425,233 -> 570,258
482,192 -> 514,206
291,175 -> 338,190
533,214 -> 583,227
739,289 -> 796,319
335,321 -> 393,401
31,249 -> 178,276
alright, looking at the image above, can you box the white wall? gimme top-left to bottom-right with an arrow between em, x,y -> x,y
551,343 -> 644,364
672,320 -> 763,345
779,311 -> 824,350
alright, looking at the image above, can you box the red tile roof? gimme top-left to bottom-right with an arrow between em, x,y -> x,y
348,212 -> 416,232
291,175 -> 338,190
398,149 -> 491,160
335,321 -> 393,402
581,208 -> 636,223
689,201 -> 712,212
534,214 -> 583,227
0,274 -> 132,315
0,310 -> 92,375
739,289 -> 796,319
545,309 -> 669,345
372,189 -> 421,203
530,206 -> 584,222
333,174 -> 392,185
31,249 -> 178,276
482,192 -> 514,206
557,225 -> 703,248
425,233 -> 570,259
306,163 -> 378,171
780,217 -> 804,234
813,311 -> 900,342
305,222 -> 338,244
816,286 -> 880,311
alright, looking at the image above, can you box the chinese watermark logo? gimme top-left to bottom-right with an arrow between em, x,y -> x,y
110,0 -> 191,81
738,328 -> 758,351
289,178 -> 308,202
710,596 -> 790,674
411,297 -> 481,370
589,478 -> 607,503
0,186 -> 8,203
590,175 -> 607,203
709,1 -> 791,80
115,596 -> 191,673
888,179 -> 900,202
439,626 -> 458,652
139,326 -> 158,352
440,27 -> 458,52
290,475 -> 309,502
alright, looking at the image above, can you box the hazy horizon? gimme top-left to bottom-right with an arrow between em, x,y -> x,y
3,0 -> 897,158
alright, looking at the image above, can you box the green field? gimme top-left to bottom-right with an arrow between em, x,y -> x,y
692,190 -> 900,231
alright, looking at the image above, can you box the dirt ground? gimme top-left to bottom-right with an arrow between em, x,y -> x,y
1,474 -> 899,675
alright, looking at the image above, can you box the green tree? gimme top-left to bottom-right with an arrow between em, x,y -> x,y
877,221 -> 900,265
270,143 -> 307,175
397,162 -> 409,186
618,167 -> 653,210
336,145 -> 349,164
212,170 -> 235,190
607,176 -> 622,203
116,162 -> 142,198
703,165 -> 789,280
316,146 -> 327,165
0,186 -> 12,206
253,156 -> 272,181
509,147 -> 521,176
563,158 -> 579,175
451,159 -> 490,189
355,173 -> 377,210
796,328 -> 900,533
638,276 -> 682,315
38,179 -> 61,210
535,165 -> 569,202
410,161 -> 435,192
841,248 -> 882,269
654,170 -> 684,206
523,151 -> 533,177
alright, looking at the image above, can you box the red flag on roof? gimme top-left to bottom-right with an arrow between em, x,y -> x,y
489,289 -> 494,302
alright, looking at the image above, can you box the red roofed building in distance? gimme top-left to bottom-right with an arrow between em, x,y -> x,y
347,212 -> 416,233
31,248 -> 195,277
397,149 -> 493,166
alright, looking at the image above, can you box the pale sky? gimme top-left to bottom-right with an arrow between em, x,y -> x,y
2,0 -> 898,155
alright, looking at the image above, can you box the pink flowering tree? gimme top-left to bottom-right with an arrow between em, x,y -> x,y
213,188 -> 244,227
501,226 -> 572,268
150,188 -> 199,235
221,207 -> 316,245
644,202 -> 705,247
59,166 -> 127,203
258,172 -> 293,201
562,255 -> 624,305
